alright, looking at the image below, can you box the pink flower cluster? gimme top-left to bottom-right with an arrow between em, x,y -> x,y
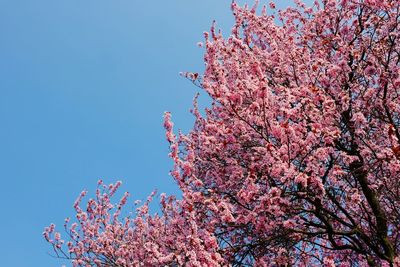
44,181 -> 223,266
46,0 -> 400,265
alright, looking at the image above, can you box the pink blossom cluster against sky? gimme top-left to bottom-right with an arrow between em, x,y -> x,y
43,0 -> 400,265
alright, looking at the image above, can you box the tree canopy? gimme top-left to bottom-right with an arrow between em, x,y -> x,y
45,0 -> 400,266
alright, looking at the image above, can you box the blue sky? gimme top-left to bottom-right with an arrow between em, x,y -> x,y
0,0 -> 298,266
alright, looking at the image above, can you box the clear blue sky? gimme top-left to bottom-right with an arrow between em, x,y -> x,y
0,1 -> 296,266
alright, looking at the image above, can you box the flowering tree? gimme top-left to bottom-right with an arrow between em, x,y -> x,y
45,0 -> 400,266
